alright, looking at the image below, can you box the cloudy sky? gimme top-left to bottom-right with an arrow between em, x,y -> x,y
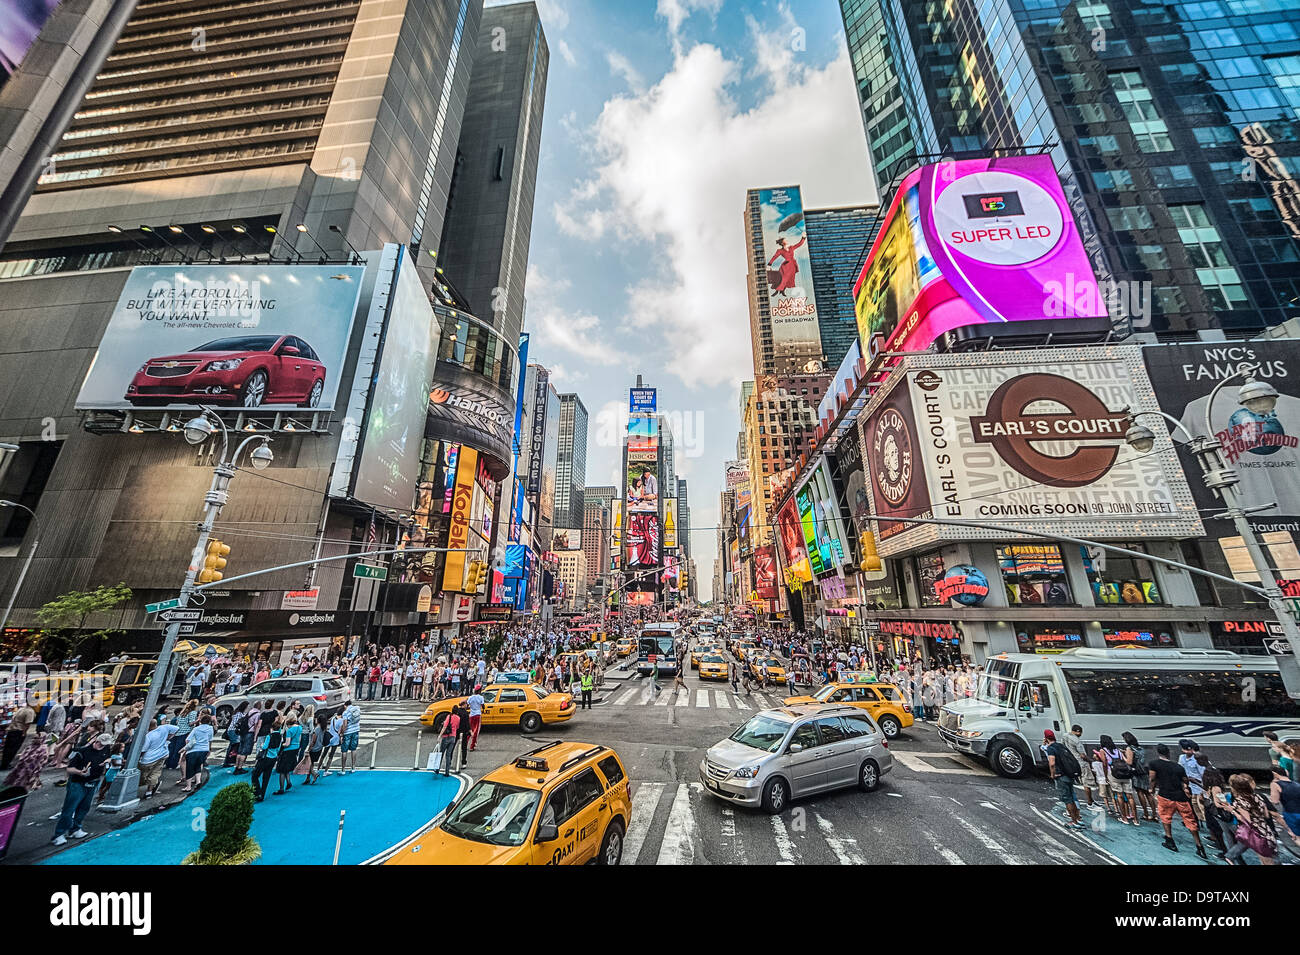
493,0 -> 878,599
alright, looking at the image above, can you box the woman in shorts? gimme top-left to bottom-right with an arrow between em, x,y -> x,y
1099,734 -> 1137,825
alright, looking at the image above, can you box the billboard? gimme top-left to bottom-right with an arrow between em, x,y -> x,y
630,387 -> 657,416
626,514 -> 660,567
664,499 -> 678,548
776,500 -> 812,583
757,186 -> 822,368
626,460 -> 660,514
853,155 -> 1107,356
442,446 -> 479,591
627,415 -> 659,453
737,503 -> 752,561
755,545 -> 779,600
527,367 -> 549,494
552,528 -> 582,550
795,458 -> 850,574
859,347 -> 1203,556
77,263 -> 365,411
610,499 -> 623,568
354,249 -> 439,511
1143,341 -> 1300,522
1,0 -> 60,90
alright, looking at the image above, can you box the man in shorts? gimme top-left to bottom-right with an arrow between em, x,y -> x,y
138,718 -> 177,799
1043,730 -> 1086,829
1149,743 -> 1207,858
1066,724 -> 1100,810
340,701 -> 361,773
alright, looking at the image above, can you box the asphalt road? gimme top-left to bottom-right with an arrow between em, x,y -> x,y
349,653 -> 1125,866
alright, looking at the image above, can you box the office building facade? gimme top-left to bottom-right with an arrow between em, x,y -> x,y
555,392 -> 588,532
804,205 -> 880,369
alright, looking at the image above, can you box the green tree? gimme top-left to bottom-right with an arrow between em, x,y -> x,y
32,582 -> 132,664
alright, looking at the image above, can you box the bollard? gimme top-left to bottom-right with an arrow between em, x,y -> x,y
369,735 -> 377,770
333,810 -> 346,866
413,729 -> 422,771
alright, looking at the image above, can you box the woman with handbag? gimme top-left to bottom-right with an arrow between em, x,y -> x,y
1099,735 -> 1137,825
1222,773 -> 1278,865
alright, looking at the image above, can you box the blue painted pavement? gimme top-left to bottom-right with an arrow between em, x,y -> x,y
42,770 -> 462,866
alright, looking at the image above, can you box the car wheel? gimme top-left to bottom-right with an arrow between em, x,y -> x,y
431,713 -> 447,733
115,690 -> 132,706
598,819 -> 625,865
301,378 -> 324,408
858,758 -> 881,792
761,776 -> 788,814
520,711 -> 543,733
215,706 -> 233,729
242,369 -> 269,407
991,740 -> 1029,778
879,715 -> 901,739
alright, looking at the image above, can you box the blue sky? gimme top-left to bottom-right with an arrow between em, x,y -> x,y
492,0 -> 879,598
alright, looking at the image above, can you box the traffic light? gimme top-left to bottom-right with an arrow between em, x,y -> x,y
199,539 -> 231,583
465,559 -> 487,593
859,532 -> 882,574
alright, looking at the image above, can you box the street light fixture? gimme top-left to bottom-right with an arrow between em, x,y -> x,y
1237,375 -> 1279,415
249,442 -> 273,470
183,414 -> 217,445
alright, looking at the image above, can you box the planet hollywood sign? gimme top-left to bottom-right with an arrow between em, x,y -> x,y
878,620 -> 961,641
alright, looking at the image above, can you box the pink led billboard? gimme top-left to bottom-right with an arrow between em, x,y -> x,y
853,155 -> 1108,354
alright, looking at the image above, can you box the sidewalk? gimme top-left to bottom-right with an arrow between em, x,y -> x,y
38,768 -> 465,866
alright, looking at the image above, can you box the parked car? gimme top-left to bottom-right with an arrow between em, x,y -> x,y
700,703 -> 893,813
126,334 -> 327,408
212,672 -> 351,728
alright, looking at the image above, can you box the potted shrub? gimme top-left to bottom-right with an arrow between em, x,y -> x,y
182,782 -> 260,865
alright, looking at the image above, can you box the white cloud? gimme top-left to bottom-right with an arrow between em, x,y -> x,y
525,264 -> 630,367
606,50 -> 645,94
656,0 -> 724,45
555,38 -> 577,66
554,41 -> 876,389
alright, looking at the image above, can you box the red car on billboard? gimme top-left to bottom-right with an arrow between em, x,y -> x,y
125,334 -> 327,408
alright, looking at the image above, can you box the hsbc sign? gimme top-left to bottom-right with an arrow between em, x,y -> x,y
859,346 -> 1203,556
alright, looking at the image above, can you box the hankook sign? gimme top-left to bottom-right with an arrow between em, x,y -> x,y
859,346 -> 1202,556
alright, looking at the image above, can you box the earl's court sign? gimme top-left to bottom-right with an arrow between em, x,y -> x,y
859,346 -> 1204,556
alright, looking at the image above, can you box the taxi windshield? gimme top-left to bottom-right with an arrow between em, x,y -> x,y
442,780 -> 540,847
701,655 -> 725,664
729,715 -> 790,753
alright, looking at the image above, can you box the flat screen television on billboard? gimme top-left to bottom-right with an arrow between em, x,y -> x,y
853,155 -> 1109,355
76,264 -> 365,412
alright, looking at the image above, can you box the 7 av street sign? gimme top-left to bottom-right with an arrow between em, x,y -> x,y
353,563 -> 387,580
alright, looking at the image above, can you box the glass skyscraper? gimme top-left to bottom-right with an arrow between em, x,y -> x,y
839,0 -> 1300,338
805,205 -> 880,368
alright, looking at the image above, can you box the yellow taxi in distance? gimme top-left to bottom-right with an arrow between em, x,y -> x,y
616,638 -> 636,657
697,653 -> 730,681
782,678 -> 913,739
420,684 -> 574,734
384,741 -> 632,865
689,643 -> 722,669
24,672 -> 114,708
748,655 -> 788,685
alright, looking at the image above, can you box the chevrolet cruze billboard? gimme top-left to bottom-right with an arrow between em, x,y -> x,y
853,155 -> 1109,355
75,264 -> 365,411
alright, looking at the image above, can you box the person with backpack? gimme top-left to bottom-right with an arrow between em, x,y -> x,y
1042,729 -> 1086,829
1098,734 -> 1138,825
222,701 -> 248,769
1123,731 -> 1156,822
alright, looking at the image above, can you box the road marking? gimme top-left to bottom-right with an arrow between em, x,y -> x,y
623,782 -> 666,866
613,690 -> 632,705
675,689 -> 690,706
892,751 -> 995,776
951,813 -> 1028,865
655,784 -> 697,866
770,814 -> 798,865
1023,823 -> 1089,865
815,813 -> 866,865
719,807 -> 746,864
695,691 -> 710,708
715,691 -> 730,709
655,689 -> 672,706
732,694 -> 750,710
1029,806 -> 1124,865
918,825 -> 966,865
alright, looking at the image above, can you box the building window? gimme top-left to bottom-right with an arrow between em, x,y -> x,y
1110,70 -> 1173,151
1168,203 -> 1247,309
1081,544 -> 1162,604
997,544 -> 1072,604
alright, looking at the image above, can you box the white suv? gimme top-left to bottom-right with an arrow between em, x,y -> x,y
213,672 -> 352,727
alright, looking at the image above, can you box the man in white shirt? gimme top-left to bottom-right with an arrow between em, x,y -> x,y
340,702 -> 362,774
138,719 -> 178,798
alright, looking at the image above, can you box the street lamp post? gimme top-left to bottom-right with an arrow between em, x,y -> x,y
0,500 -> 40,638
101,410 -> 273,812
1123,364 -> 1300,693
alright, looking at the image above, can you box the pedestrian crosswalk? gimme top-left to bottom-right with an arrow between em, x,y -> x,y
620,778 -> 1118,866
607,685 -> 788,710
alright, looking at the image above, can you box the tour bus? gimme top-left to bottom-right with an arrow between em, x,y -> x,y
938,648 -> 1300,777
636,624 -> 681,677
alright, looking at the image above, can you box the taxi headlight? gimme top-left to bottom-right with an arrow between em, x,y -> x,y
733,764 -> 761,779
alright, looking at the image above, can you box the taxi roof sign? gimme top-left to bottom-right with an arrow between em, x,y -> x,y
514,756 -> 550,772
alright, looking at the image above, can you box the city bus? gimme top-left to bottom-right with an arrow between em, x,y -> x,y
938,648 -> 1300,777
636,624 -> 681,677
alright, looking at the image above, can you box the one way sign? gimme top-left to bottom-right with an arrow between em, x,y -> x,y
1266,638 -> 1293,655
160,609 -> 201,623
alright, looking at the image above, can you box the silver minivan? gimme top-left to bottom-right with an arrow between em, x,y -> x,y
212,672 -> 352,727
700,703 -> 893,814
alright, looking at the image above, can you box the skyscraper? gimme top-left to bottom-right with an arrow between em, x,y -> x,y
804,205 -> 880,369
838,0 -> 1300,338
556,392 -> 588,531
676,477 -> 691,559
439,1 -> 549,344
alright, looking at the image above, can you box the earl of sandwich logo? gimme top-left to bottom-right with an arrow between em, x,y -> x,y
49,885 -> 152,935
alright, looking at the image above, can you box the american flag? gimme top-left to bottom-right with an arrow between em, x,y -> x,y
366,513 -> 377,553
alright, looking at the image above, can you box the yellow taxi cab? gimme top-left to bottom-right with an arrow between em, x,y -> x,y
697,653 -> 730,681
616,638 -> 636,658
384,741 -> 632,865
733,642 -> 757,662
689,643 -> 722,669
782,673 -> 913,739
25,672 -> 115,708
747,655 -> 789,685
420,683 -> 574,734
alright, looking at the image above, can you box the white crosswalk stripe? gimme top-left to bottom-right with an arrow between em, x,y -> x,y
695,691 -> 710,707
613,689 -> 633,705
623,782 -> 666,866
655,689 -> 673,706
731,694 -> 750,710
715,691 -> 730,708
675,689 -> 690,706
815,813 -> 866,865
655,784 -> 701,865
